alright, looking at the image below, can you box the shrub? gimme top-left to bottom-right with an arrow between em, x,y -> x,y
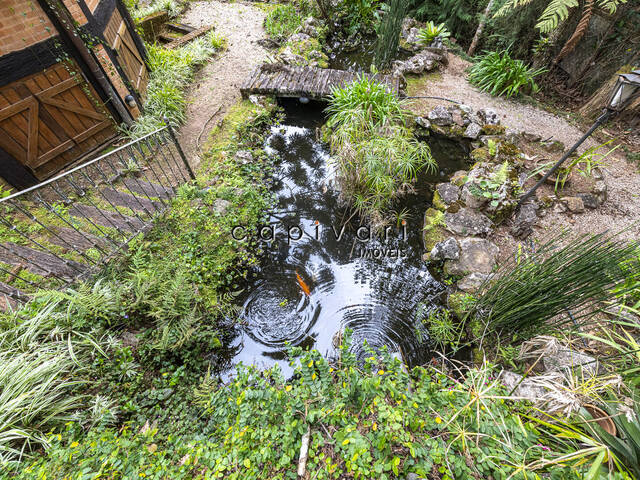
374,0 -> 408,69
469,50 -> 546,98
265,4 -> 302,40
417,20 -> 451,46
326,77 -> 434,224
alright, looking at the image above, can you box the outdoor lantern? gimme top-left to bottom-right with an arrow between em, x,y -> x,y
607,69 -> 640,112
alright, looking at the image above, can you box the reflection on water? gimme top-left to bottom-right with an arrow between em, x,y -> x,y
228,101 -> 468,375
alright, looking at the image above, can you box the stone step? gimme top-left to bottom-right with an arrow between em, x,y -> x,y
69,204 -> 149,234
0,242 -> 87,280
47,226 -> 109,252
101,188 -> 163,214
121,179 -> 173,200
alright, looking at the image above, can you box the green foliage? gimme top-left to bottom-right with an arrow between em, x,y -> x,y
264,4 -> 302,40
341,0 -> 381,32
127,34 -> 225,138
469,50 -> 546,97
374,0 -> 408,69
422,309 -> 460,350
417,20 -> 451,46
409,0 -> 477,44
8,342 -> 583,479
495,0 -> 626,33
128,0 -> 181,20
327,77 -> 434,225
469,231 -> 640,342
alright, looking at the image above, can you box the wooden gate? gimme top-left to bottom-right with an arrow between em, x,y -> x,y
0,63 -> 116,183
104,8 -> 149,99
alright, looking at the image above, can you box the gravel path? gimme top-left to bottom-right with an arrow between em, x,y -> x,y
178,1 -> 268,166
410,54 -> 640,242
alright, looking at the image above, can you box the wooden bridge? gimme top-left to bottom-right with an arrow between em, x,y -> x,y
240,64 -> 400,101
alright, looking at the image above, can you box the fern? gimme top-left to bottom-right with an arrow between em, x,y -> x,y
536,0 -> 579,32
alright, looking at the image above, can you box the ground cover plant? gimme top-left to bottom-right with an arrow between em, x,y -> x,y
326,76 -> 435,225
126,32 -> 226,138
469,49 -> 546,98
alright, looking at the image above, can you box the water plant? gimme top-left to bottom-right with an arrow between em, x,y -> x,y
469,50 -> 546,98
374,0 -> 408,69
467,231 -> 640,342
327,76 -> 435,224
418,21 -> 451,46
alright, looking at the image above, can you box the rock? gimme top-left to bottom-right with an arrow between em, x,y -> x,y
430,237 -> 460,261
450,171 -> 467,187
405,27 -> 422,45
211,198 -> 232,215
435,183 -> 460,205
427,105 -> 453,126
457,272 -> 490,293
278,47 -> 306,65
256,38 -> 280,49
451,110 -> 465,127
234,150 -> 253,164
511,202 -> 538,238
288,33 -> 311,43
521,132 -> 542,143
505,129 -> 520,144
460,184 -> 487,209
406,474 -> 425,480
458,104 -> 473,116
500,371 -> 548,403
561,196 -> 585,213
543,346 -> 600,377
577,193 -> 598,209
593,180 -> 607,204
476,108 -> 500,126
553,202 -> 567,214
392,50 -> 443,78
415,116 -> 431,129
423,208 -> 446,253
444,208 -> 493,236
541,140 -> 565,153
463,122 -> 482,139
300,18 -> 318,36
444,238 -> 499,276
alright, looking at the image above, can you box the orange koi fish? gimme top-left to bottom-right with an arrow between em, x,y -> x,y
296,270 -> 311,296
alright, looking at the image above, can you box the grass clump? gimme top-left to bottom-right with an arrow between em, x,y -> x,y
468,231 -> 640,342
264,4 -> 302,40
126,32 -> 225,139
326,76 -> 435,225
469,50 -> 546,98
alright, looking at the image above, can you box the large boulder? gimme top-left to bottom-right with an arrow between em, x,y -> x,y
392,50 -> 443,78
457,272 -> 490,293
427,105 -> 453,126
444,237 -> 499,276
433,182 -> 460,209
444,208 -> 493,236
430,237 -> 460,261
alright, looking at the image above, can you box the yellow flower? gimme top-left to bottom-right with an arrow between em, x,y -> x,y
378,370 -> 385,375
139,474 -> 146,478
70,441 -> 79,448
372,422 -> 377,431
342,439 -> 350,445
312,373 -> 317,380
435,417 -> 443,424
308,360 -> 313,368
285,385 -> 292,392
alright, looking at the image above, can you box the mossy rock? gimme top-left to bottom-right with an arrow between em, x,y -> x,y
498,141 -> 521,158
422,208 -> 446,254
432,190 -> 447,211
470,147 -> 491,164
481,124 -> 506,136
429,123 -> 466,138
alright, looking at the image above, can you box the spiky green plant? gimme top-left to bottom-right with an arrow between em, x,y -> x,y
468,231 -> 640,342
417,21 -> 451,46
374,0 -> 408,69
469,50 -> 546,98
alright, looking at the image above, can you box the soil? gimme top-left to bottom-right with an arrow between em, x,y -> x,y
177,1 -> 269,167
407,54 -> 640,245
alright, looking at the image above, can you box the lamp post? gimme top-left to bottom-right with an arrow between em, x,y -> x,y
518,69 -> 640,206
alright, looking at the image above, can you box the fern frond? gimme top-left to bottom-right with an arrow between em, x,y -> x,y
554,0 -> 593,63
494,0 -> 537,18
536,0 -> 579,32
597,0 -> 625,14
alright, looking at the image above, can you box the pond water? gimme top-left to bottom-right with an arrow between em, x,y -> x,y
227,99 -> 469,375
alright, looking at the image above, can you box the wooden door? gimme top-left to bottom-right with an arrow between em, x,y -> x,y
0,62 -> 115,183
104,8 -> 149,98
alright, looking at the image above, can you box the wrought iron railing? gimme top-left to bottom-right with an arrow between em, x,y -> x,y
0,124 -> 194,306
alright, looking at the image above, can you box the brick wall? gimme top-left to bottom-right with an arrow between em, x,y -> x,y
61,0 -> 88,25
93,44 -> 141,119
0,0 -> 55,56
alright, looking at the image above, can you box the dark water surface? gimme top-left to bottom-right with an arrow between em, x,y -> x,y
227,100 -> 469,375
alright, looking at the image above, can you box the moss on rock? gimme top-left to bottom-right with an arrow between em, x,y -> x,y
422,208 -> 446,254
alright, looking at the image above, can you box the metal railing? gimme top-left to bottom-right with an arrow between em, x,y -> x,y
0,124 -> 194,303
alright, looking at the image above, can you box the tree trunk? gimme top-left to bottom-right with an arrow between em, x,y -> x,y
467,0 -> 495,56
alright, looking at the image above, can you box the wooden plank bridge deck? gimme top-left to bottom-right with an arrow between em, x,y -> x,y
240,64 -> 400,101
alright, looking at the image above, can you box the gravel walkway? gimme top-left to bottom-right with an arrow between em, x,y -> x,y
178,1 -> 268,166
410,55 -> 640,242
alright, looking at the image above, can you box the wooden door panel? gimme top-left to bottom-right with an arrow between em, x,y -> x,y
0,62 -> 116,185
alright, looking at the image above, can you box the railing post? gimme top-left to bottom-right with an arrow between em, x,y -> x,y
163,117 -> 195,180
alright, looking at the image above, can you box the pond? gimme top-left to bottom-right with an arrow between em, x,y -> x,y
227,99 -> 469,376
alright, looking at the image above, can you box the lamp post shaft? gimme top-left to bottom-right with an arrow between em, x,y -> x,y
518,110 -> 610,206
